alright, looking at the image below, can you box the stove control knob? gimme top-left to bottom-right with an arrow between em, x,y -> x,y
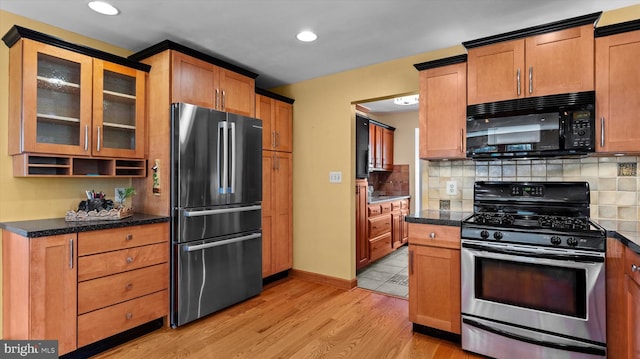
550,236 -> 562,246
480,230 -> 490,239
493,232 -> 503,240
567,237 -> 579,246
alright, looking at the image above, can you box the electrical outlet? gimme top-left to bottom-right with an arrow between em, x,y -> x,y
446,181 -> 457,195
329,171 -> 342,183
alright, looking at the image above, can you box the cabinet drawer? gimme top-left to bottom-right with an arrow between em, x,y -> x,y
625,247 -> 640,286
408,223 -> 460,249
391,201 -> 402,211
78,263 -> 168,314
368,215 -> 391,239
78,223 -> 168,256
78,243 -> 168,281
401,200 -> 409,209
381,202 -> 392,213
370,233 -> 393,262
77,289 -> 168,347
368,204 -> 381,216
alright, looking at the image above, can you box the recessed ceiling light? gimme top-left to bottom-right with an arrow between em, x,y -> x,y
88,1 -> 119,16
296,31 -> 318,42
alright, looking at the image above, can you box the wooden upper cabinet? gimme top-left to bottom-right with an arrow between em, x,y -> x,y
256,94 -> 293,152
171,51 -> 216,108
92,60 -> 146,158
382,128 -> 394,171
419,61 -> 467,159
467,40 -> 524,105
595,29 -> 640,153
9,39 -> 93,156
8,38 -> 146,159
172,51 -> 255,117
467,24 -> 594,105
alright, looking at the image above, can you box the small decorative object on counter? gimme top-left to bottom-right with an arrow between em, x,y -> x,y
65,188 -> 134,221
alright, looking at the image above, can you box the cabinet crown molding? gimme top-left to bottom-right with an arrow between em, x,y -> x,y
414,54 -> 467,71
128,39 -> 258,79
256,88 -> 295,104
462,12 -> 601,49
595,18 -> 640,37
2,25 -> 151,72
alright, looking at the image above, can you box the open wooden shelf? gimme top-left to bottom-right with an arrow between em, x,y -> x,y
13,154 -> 146,177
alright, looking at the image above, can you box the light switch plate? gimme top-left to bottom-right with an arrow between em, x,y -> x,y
329,171 -> 342,183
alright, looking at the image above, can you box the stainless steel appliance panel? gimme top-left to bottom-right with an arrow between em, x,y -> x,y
175,205 -> 262,244
174,232 -> 262,327
461,240 -> 606,344
225,113 -> 263,205
172,103 -> 228,208
462,316 -> 606,359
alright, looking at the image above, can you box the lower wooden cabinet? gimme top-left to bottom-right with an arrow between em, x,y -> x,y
355,179 -> 369,270
262,151 -> 293,277
2,231 -> 78,355
606,238 -> 640,359
408,223 -> 461,335
360,198 -> 410,265
2,221 -> 169,356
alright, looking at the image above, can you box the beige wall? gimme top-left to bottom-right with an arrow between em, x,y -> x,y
0,10 -> 135,338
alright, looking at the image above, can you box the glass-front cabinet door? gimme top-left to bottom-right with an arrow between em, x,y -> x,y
19,40 -> 93,156
92,60 -> 145,158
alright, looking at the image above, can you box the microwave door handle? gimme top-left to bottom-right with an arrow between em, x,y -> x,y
462,318 -> 606,356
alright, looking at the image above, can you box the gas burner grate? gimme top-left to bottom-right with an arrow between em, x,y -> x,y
475,212 -> 515,226
537,215 -> 589,230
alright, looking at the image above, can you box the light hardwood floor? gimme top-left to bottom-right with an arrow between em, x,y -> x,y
93,277 -> 483,358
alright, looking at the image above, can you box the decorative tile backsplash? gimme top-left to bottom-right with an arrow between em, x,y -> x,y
369,165 -> 410,196
422,156 -> 640,230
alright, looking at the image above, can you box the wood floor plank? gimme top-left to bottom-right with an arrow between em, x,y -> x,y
91,278 -> 483,358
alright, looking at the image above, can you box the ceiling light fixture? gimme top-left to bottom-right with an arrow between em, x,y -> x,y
296,30 -> 318,42
393,95 -> 419,106
88,1 -> 119,16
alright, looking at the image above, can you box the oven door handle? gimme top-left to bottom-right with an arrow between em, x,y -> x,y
462,317 -> 606,356
462,242 -> 604,263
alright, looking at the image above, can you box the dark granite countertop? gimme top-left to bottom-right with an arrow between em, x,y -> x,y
368,195 -> 410,204
404,210 -> 640,255
0,213 -> 170,238
405,210 -> 472,227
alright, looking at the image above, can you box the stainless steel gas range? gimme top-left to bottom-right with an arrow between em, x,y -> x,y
461,181 -> 607,359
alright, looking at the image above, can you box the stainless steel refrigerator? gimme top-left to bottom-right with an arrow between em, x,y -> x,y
170,102 -> 263,327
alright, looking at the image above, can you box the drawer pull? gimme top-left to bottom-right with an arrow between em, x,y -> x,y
632,264 -> 639,273
125,312 -> 133,320
125,234 -> 133,241
126,256 -> 134,264
429,232 -> 436,239
125,283 -> 133,290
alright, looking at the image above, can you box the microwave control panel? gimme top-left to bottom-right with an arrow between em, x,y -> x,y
565,110 -> 593,149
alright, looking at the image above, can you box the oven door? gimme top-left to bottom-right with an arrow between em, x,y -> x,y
461,240 -> 606,344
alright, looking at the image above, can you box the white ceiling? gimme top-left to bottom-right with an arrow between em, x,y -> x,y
1,0 -> 637,91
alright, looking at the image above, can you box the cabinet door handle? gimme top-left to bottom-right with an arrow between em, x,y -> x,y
275,132 -> 280,148
125,312 -> 133,320
632,264 -> 639,273
529,67 -> 533,94
215,89 -> 220,109
516,68 -> 521,97
460,129 -> 464,154
69,238 -> 74,269
125,282 -> 133,290
600,117 -> 605,148
96,126 -> 101,152
126,256 -> 134,264
84,125 -> 89,151
272,131 -> 276,148
125,234 -> 133,241
221,90 -> 226,111
429,232 -> 436,239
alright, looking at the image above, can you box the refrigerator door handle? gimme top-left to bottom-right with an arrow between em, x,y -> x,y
218,121 -> 228,194
230,122 -> 236,194
183,204 -> 262,217
183,232 -> 261,252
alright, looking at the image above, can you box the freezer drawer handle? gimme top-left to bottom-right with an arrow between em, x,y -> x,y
183,232 -> 261,252
183,205 -> 261,217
